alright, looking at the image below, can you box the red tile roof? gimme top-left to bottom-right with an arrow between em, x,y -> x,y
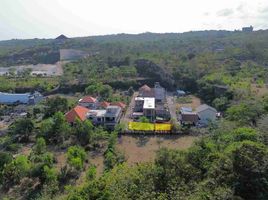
65,105 -> 90,123
111,102 -> 126,109
99,101 -> 110,108
79,96 -> 97,103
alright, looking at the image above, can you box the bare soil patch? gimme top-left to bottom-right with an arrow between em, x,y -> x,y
116,135 -> 199,166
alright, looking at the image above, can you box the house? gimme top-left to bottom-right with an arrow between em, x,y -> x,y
78,96 -> 98,109
143,97 -> 155,121
104,106 -> 122,129
111,102 -> 126,110
242,26 -> 253,32
138,84 -> 154,97
134,97 -> 145,112
155,104 -> 170,122
98,101 -> 110,109
65,105 -> 90,124
0,91 -> 43,105
87,110 -> 106,126
154,82 -> 166,103
196,104 -> 217,125
179,112 -> 199,125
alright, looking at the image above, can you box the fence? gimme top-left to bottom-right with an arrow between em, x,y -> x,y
128,122 -> 172,132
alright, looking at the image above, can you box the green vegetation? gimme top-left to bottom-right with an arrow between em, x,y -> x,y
1,30 -> 268,199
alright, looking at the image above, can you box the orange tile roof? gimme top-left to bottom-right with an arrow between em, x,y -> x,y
65,105 -> 90,123
100,101 -> 110,108
79,96 -> 97,103
111,102 -> 126,109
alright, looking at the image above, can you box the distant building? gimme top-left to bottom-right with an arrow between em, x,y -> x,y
242,26 -> 253,32
55,34 -> 68,40
196,104 -> 217,125
0,91 -> 43,105
65,105 -> 90,124
78,96 -> 98,109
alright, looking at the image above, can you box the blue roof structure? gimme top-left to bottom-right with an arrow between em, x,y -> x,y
176,90 -> 186,95
180,107 -> 193,113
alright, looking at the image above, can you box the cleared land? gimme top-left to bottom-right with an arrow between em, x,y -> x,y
117,135 -> 198,165
0,62 -> 63,76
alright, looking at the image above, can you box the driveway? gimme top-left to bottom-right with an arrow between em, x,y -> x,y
166,92 -> 177,121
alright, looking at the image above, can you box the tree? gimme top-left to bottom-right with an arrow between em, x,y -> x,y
257,115 -> 268,145
0,152 -> 12,172
212,97 -> 229,111
226,102 -> 264,126
67,146 -> 87,171
86,166 -> 97,181
9,118 -> 34,143
127,86 -> 135,96
45,96 -> 69,118
225,141 -> 268,199
40,112 -> 71,144
73,119 -> 94,146
1,155 -> 30,188
33,137 -> 47,154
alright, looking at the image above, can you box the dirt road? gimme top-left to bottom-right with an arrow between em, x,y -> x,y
166,93 -> 177,120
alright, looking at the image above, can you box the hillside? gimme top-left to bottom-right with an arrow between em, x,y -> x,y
0,30 -> 268,200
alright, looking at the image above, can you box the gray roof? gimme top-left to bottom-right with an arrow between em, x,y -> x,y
196,104 -> 217,113
105,106 -> 121,117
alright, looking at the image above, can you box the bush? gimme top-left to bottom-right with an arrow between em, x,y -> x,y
67,146 -> 87,170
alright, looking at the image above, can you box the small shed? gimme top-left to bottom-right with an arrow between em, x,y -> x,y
196,104 -> 217,125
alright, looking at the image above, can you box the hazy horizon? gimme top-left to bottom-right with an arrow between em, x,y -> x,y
1,0 -> 268,41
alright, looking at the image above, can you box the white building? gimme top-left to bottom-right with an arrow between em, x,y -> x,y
143,97 -> 155,121
0,91 -> 43,105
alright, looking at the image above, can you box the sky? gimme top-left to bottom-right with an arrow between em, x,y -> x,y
0,0 -> 268,40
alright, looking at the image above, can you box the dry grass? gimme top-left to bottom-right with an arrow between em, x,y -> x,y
117,135 -> 199,166
176,95 -> 201,110
251,84 -> 268,97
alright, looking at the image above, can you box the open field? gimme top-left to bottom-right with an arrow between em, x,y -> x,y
117,135 -> 199,165
176,95 -> 201,110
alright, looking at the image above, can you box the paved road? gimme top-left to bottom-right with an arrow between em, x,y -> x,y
166,93 -> 177,121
